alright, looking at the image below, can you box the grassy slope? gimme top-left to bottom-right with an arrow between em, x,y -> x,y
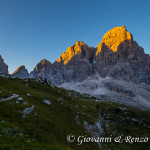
0,76 -> 150,150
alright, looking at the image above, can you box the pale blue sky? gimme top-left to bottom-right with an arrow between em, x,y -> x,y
0,0 -> 150,73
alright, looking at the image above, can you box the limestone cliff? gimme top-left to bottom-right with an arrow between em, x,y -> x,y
54,41 -> 96,83
30,26 -> 150,85
0,55 -> 8,74
96,25 -> 132,54
12,65 -> 29,78
56,41 -> 91,65
96,26 -> 150,84
30,59 -> 56,82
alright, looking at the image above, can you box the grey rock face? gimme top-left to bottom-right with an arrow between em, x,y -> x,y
53,41 -> 96,83
31,27 -> 150,86
30,59 -> 57,83
95,26 -> 150,84
95,40 -> 150,84
0,55 -> 8,74
31,39 -> 150,86
12,65 -> 29,78
30,42 -> 97,84
59,73 -> 150,110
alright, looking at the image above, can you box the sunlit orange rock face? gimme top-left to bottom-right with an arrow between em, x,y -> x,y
53,41 -> 96,83
28,25 -> 150,85
12,65 -> 24,74
56,41 -> 86,65
96,25 -> 132,55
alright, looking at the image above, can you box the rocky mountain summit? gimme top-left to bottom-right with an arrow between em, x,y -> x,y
56,26 -> 150,110
96,25 -> 132,53
95,26 -> 150,84
53,26 -> 150,85
29,41 -> 96,84
0,55 -> 8,74
1,25 -> 150,110
53,41 -> 96,84
56,41 -> 95,65
12,65 -> 29,78
10,25 -> 150,85
30,59 -> 55,81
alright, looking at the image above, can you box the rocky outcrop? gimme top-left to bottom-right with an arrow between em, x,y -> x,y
12,65 -> 29,78
0,55 -> 8,74
95,26 -> 150,84
56,41 -> 96,65
96,25 -> 132,53
53,41 -> 96,83
56,41 -> 87,65
59,73 -> 150,110
30,59 -> 56,83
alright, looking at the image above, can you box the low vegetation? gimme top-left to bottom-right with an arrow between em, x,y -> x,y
0,76 -> 150,150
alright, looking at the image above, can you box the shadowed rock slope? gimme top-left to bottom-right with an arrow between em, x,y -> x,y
0,55 -> 8,74
12,65 -> 29,78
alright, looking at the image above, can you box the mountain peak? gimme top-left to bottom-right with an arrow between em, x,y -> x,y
121,25 -> 127,30
30,58 -> 53,81
12,65 -> 26,74
40,59 -> 51,65
96,26 -> 132,54
75,41 -> 86,46
34,59 -> 52,72
56,41 -> 88,65
12,65 -> 29,78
